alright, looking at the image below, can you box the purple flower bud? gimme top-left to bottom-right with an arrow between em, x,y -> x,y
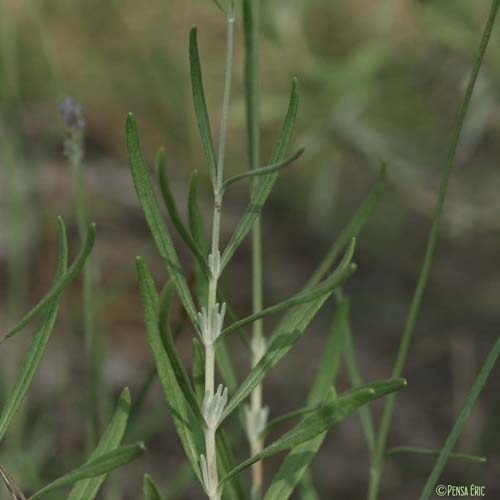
59,97 -> 85,131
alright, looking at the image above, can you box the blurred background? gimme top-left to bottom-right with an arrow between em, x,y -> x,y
1,0 -> 500,498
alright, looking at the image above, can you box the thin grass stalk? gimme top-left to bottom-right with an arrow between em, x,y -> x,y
368,2 -> 500,498
243,0 -> 266,496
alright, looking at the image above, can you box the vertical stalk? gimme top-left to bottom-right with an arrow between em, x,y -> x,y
243,0 -> 266,495
203,10 -> 234,499
367,2 -> 500,499
70,148 -> 98,453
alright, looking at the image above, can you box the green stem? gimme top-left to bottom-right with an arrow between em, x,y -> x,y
368,2 -> 500,498
71,150 -> 98,453
203,12 -> 234,499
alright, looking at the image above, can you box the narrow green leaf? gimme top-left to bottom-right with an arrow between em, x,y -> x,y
126,113 -> 198,326
221,379 -> 407,488
68,388 -> 132,500
420,335 -> 500,500
221,266 -> 354,423
136,257 -> 203,482
300,470 -> 319,500
192,339 -> 205,404
261,405 -> 321,438
156,148 -> 209,277
221,147 -> 305,193
158,283 -> 203,424
187,170 -> 209,256
220,78 -> 299,271
189,27 -> 217,185
215,338 -> 240,395
216,431 -> 248,500
0,218 -> 68,441
307,163 -> 386,288
342,309 -> 376,455
2,221 -> 95,341
29,443 -> 145,499
386,446 -> 486,464
143,474 -> 164,500
219,240 -> 355,342
264,296 -> 350,500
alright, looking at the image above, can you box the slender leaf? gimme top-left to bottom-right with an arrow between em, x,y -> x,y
189,27 -> 217,185
156,148 -> 209,276
136,257 -> 203,482
420,335 -> 500,500
300,469 -> 319,500
342,308 -> 376,455
307,163 -> 386,288
386,446 -> 486,464
0,218 -> 68,441
264,296 -> 350,500
221,379 -> 407,488
68,388 -> 132,500
219,239 -> 355,341
192,338 -> 205,404
29,443 -> 145,499
126,113 -> 198,326
3,222 -> 95,341
187,170 -> 209,256
143,474 -> 164,500
158,283 -> 203,424
221,147 -> 305,193
220,78 -> 299,271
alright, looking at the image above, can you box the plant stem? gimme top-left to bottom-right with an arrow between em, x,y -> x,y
203,12 -> 234,499
243,0 -> 265,495
71,148 -> 98,453
367,2 -> 500,498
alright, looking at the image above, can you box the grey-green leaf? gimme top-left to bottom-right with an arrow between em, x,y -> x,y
29,443 -> 145,499
221,379 -> 407,488
143,474 -> 164,500
67,388 -> 132,500
126,113 -> 198,326
386,446 -> 486,464
192,338 -> 205,404
189,26 -> 217,186
221,147 -> 305,193
307,163 -> 386,288
0,218 -> 68,442
136,257 -> 203,482
3,221 -> 95,341
156,148 -> 209,277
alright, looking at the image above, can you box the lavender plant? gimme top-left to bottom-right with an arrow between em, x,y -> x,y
127,0 -> 500,499
127,2 -> 406,499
